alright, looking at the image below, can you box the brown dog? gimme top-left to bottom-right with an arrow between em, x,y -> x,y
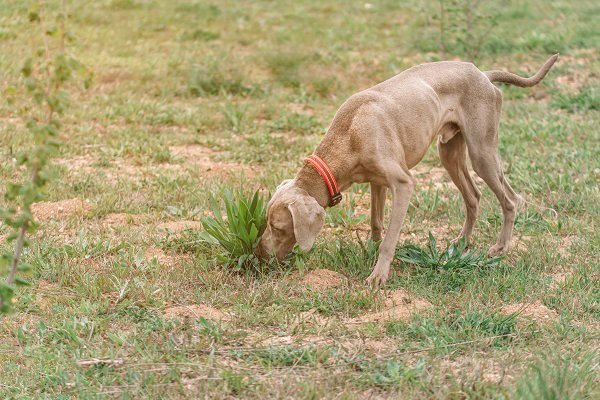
255,55 -> 558,287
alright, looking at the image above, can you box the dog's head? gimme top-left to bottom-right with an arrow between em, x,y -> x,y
255,179 -> 325,261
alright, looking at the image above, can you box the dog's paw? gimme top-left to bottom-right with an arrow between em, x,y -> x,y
450,235 -> 470,246
488,243 -> 508,257
366,269 -> 389,288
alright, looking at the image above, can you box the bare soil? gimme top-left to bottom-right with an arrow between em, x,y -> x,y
32,198 -> 93,221
350,289 -> 432,324
157,220 -> 203,232
163,304 -> 230,321
501,301 -> 559,325
299,268 -> 347,291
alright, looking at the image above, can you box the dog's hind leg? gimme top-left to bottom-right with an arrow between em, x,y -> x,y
370,183 -> 387,241
438,132 -> 481,243
464,94 -> 520,256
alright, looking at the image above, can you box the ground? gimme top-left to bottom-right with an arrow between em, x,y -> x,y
0,0 -> 599,398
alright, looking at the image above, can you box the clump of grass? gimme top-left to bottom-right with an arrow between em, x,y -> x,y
515,352 -> 598,400
551,86 -> 599,113
200,190 -> 267,269
189,61 -> 251,96
397,233 -> 502,271
181,29 -> 219,42
265,52 -> 305,88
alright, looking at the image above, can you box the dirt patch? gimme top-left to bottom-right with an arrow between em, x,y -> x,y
169,145 -> 255,177
101,213 -> 142,227
300,268 -> 347,291
157,220 -> 203,232
413,165 -> 452,190
144,247 -> 180,267
548,272 -> 571,289
441,355 -> 509,383
287,103 -> 315,116
32,198 -> 93,222
256,334 -> 398,355
259,334 -> 330,347
163,304 -> 230,321
556,73 -> 588,91
557,236 -> 577,257
501,301 -> 558,325
55,155 -> 98,174
99,70 -> 135,85
349,289 -> 432,324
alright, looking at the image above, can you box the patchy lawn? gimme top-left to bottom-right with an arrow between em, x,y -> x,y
1,0 -> 598,398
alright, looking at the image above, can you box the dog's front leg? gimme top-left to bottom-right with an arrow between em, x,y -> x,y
366,171 -> 414,287
370,183 -> 387,241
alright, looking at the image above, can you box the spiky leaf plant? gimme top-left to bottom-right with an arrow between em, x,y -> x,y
201,190 -> 268,269
397,232 -> 502,271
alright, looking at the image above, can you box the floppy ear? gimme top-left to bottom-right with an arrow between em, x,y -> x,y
288,195 -> 325,251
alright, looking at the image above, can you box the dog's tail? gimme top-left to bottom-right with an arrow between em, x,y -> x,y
484,54 -> 559,87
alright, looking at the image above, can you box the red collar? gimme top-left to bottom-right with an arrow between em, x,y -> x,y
305,155 -> 342,207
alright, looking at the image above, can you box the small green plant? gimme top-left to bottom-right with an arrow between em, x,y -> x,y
551,86 -> 599,113
221,102 -> 247,133
515,352 -> 598,400
326,194 -> 368,228
269,112 -> 321,135
397,233 -> 502,271
361,359 -> 425,388
189,60 -> 251,96
430,0 -> 498,62
0,2 -> 91,313
248,345 -> 330,368
201,190 -> 268,269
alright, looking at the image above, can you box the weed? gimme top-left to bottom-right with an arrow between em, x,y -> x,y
515,352 -> 599,400
221,369 -> 252,395
551,86 -> 599,113
200,190 -> 267,269
188,60 -> 251,97
221,102 -> 247,133
265,52 -> 305,88
245,345 -> 331,368
397,233 -> 502,272
269,112 -> 321,135
359,359 -> 425,388
180,29 -> 219,42
326,193 -> 368,228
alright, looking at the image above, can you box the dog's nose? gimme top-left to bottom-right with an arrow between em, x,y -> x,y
254,241 -> 267,259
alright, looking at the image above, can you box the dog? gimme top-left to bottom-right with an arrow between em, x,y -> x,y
255,54 -> 558,287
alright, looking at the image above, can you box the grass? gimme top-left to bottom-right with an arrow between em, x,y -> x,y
0,0 -> 599,398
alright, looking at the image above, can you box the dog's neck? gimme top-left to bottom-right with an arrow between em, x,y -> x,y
295,144 -> 354,209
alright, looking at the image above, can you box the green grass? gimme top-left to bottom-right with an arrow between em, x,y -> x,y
0,0 -> 599,398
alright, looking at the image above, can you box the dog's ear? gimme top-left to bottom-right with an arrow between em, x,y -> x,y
288,195 -> 325,251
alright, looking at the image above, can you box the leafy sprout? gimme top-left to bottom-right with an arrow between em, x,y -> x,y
397,232 -> 503,271
200,189 -> 268,269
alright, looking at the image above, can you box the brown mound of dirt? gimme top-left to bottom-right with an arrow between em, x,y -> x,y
501,301 -> 558,325
350,289 -> 432,324
300,269 -> 346,291
163,304 -> 229,321
32,198 -> 93,221
157,220 -> 203,232
102,213 -> 141,227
